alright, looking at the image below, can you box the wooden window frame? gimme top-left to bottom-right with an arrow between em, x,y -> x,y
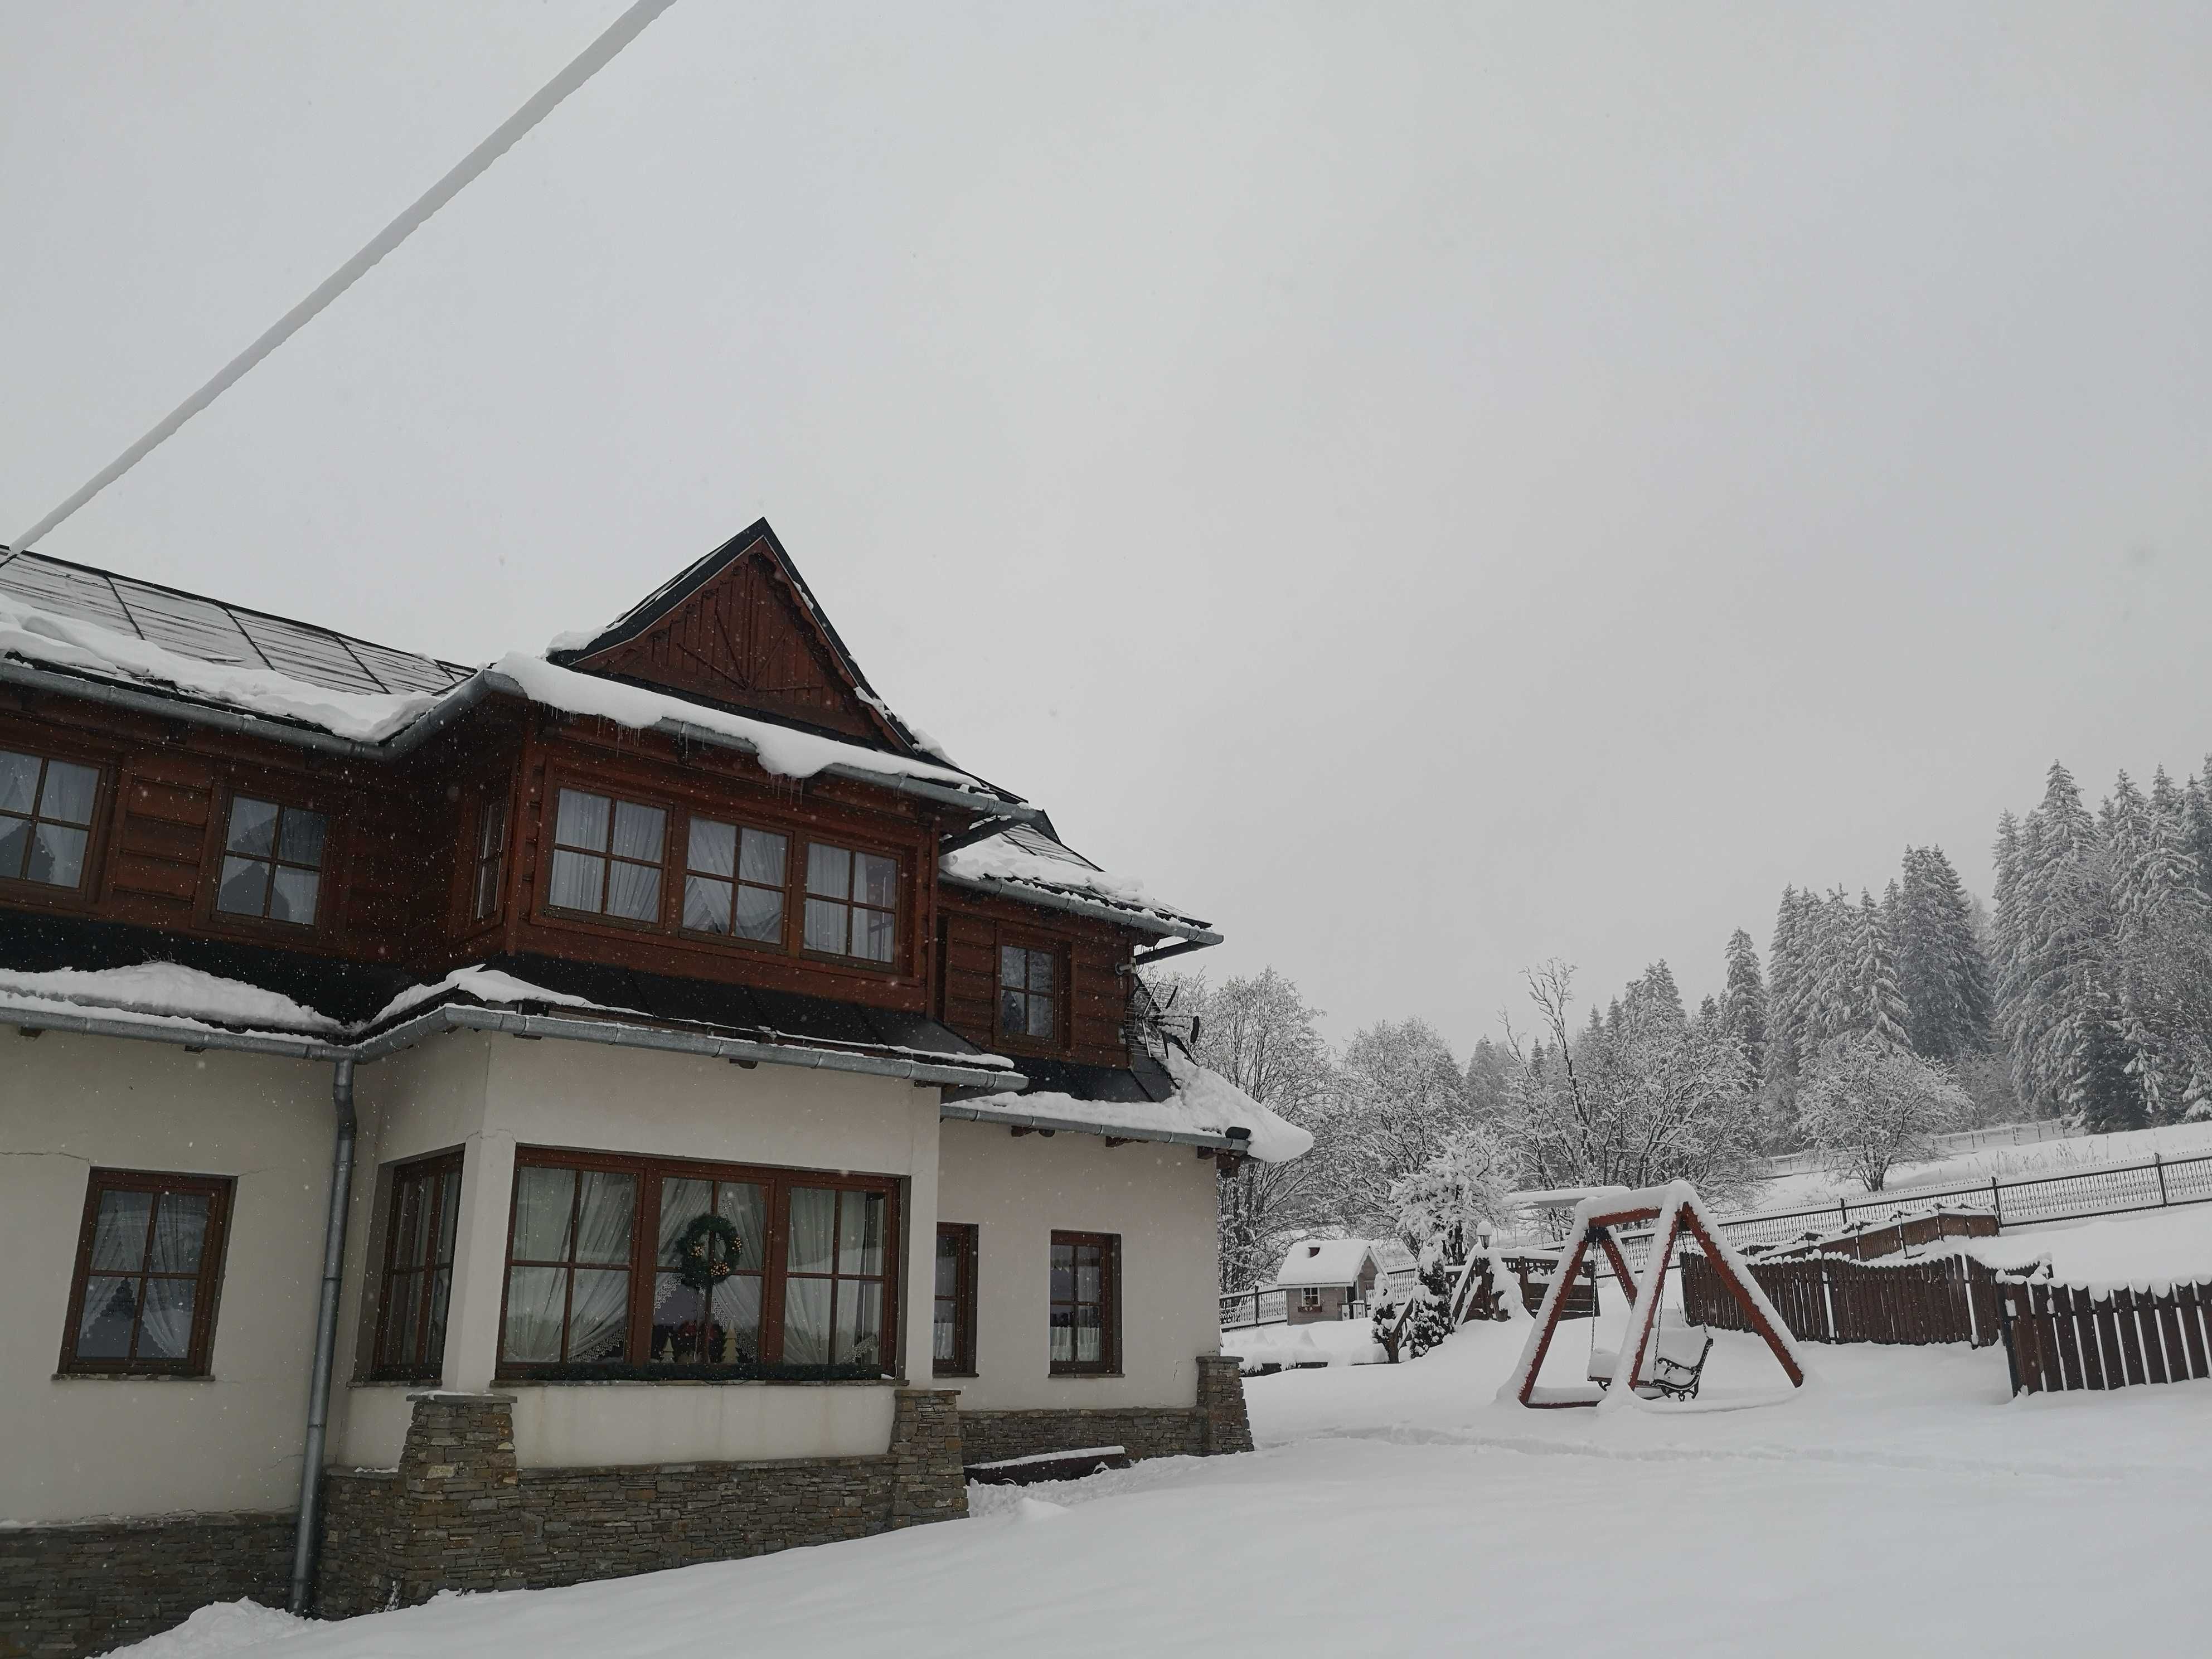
1048,1229 -> 1120,1377
994,938 -> 1067,1052
471,790 -> 510,923
542,785 -> 670,928
933,1222 -> 979,1378
210,787 -> 331,930
493,1147 -> 901,1383
368,1150 -> 465,1382
57,1169 -> 235,1377
0,744 -> 105,903
1298,1286 -> 1322,1312
677,814 -> 792,952
799,839 -> 903,968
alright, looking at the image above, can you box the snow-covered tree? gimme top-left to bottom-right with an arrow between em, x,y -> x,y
1892,845 -> 1994,1061
1386,1123 -> 1514,1262
1464,1037 -> 1514,1116
1322,1018 -> 1474,1235
1150,967 -> 1335,1290
1720,927 -> 1768,1077
1797,1033 -> 1972,1191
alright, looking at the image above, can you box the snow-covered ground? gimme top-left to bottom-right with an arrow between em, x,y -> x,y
1218,1318 -> 1382,1369
119,1260 -> 2210,1659
1752,1119 -> 2212,1212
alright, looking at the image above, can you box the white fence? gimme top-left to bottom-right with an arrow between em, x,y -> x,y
1753,1119 -> 2077,1180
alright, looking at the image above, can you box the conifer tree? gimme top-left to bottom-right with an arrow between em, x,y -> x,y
1853,890 -> 1912,1050
1720,928 -> 1768,1076
1893,845 -> 1994,1061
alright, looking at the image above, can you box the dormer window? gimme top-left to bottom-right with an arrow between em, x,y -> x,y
998,945 -> 1059,1043
802,842 -> 898,964
0,748 -> 99,890
549,788 -> 665,922
216,795 -> 326,925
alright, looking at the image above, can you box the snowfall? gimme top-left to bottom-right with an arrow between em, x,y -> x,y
118,1204 -> 2211,1659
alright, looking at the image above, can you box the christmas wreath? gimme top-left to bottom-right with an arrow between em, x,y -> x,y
674,1212 -> 743,1292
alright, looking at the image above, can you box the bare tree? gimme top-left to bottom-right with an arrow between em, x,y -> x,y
1798,1033 -> 1972,1191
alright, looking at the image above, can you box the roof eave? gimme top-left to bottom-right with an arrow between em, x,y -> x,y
938,871 -> 1221,943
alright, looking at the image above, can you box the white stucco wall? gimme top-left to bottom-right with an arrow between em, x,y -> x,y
0,1032 -> 336,1523
933,1119 -> 1223,1413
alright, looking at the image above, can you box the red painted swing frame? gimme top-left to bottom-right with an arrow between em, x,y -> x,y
1512,1191 -> 1806,1408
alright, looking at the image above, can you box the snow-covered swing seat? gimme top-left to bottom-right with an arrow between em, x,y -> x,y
1497,1181 -> 1808,1411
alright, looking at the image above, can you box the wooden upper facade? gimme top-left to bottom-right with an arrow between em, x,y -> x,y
0,525 -> 1190,1070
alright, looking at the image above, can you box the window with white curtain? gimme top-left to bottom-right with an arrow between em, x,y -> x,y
59,1170 -> 234,1375
546,787 -> 666,923
497,1151 -> 899,1379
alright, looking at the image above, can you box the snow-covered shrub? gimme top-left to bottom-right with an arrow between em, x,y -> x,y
1798,1033 -> 1972,1191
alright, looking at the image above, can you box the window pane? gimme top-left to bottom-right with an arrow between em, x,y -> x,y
1077,1257 -> 1102,1303
1049,1307 -> 1073,1365
687,817 -> 735,877
77,1276 -> 139,1358
834,1280 -> 883,1368
502,1267 -> 566,1362
1075,1304 -> 1102,1364
803,897 -> 848,954
683,874 -> 733,933
651,1272 -> 709,1361
806,842 -> 850,899
714,1274 -> 763,1364
268,866 -> 319,925
605,858 -> 659,921
278,807 -> 327,867
139,1279 -> 196,1360
0,815 -> 27,879
225,797 -> 279,857
148,1192 -> 209,1274
838,1191 -> 885,1275
566,1271 -> 629,1361
1026,995 -> 1055,1039
28,822 -> 88,887
719,1182 -> 768,1267
425,1268 -> 453,1366
935,1234 -> 961,1298
41,760 -> 99,825
934,1301 -> 957,1362
0,750 -> 35,814
787,1187 -> 835,1273
90,1189 -> 152,1272
549,848 -> 604,911
474,858 -> 502,918
555,788 -> 610,850
216,855 -> 271,916
783,1278 -> 831,1366
434,1170 -> 462,1265
382,1272 -> 420,1366
573,1171 -> 636,1263
479,807 -> 506,858
611,801 -> 665,862
1000,987 -> 1026,1036
855,906 -> 895,963
739,827 -> 786,885
1029,953 -> 1054,994
511,1167 -> 576,1260
657,1177 -> 716,1262
734,884 -> 782,942
1000,947 -> 1026,990
856,853 -> 898,909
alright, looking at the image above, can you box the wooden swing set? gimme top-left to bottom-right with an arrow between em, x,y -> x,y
1503,1183 -> 1807,1409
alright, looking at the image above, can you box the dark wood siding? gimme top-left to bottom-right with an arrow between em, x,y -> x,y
934,888 -> 1137,1068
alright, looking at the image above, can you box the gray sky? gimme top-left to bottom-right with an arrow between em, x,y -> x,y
6,2 -> 2210,1052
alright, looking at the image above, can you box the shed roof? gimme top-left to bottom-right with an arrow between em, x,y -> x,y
1274,1238 -> 1381,1288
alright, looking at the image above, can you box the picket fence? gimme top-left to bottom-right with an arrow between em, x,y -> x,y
1997,1275 -> 2212,1395
1682,1249 -> 2002,1348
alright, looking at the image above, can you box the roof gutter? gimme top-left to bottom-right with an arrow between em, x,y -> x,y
940,1095 -> 1249,1153
2,997 -> 1020,1089
938,872 -> 1222,944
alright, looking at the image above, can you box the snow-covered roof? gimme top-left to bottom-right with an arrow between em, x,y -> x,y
940,823 -> 1216,939
950,1048 -> 1312,1162
1274,1238 -> 1382,1288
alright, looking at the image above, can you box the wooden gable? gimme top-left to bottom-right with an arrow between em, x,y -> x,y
561,525 -> 906,749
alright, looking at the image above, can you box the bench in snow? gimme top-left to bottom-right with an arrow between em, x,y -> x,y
1588,1324 -> 1715,1401
964,1445 -> 1133,1486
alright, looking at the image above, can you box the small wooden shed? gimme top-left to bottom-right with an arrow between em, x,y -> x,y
1274,1239 -> 1384,1325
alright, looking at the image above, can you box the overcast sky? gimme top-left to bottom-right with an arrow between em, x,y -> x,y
6,3 -> 2210,1053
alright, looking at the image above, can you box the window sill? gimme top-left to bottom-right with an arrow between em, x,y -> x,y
52,1371 -> 215,1383
932,1370 -> 978,1380
493,1375 -> 905,1389
1047,1370 -> 1125,1380
350,1377 -> 435,1388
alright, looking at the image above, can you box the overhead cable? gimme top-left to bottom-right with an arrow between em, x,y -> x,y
12,0 -> 680,554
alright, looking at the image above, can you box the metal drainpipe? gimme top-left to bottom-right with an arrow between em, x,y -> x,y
289,1057 -> 357,1614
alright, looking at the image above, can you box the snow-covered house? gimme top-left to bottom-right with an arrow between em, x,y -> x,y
0,523 -> 1309,1657
1273,1239 -> 1384,1324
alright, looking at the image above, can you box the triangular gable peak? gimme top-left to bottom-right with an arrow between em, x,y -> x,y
550,521 -> 921,754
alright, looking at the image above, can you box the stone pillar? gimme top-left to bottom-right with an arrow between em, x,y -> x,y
1195,1355 -> 1254,1456
382,1392 -> 530,1603
886,1388 -> 968,1529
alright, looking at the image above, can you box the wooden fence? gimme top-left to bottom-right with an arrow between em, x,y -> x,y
1997,1277 -> 2212,1395
1682,1250 -> 2002,1348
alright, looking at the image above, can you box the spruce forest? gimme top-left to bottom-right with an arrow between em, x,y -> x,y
1171,754 -> 2212,1288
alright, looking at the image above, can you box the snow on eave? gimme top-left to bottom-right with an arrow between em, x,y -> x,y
950,1050 -> 1311,1163
0,963 -> 342,1035
939,830 -> 1216,939
0,593 -> 445,744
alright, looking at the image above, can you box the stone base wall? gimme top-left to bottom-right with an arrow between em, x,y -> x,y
316,1389 -> 967,1616
960,1356 -> 1255,1467
0,1510 -> 290,1659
